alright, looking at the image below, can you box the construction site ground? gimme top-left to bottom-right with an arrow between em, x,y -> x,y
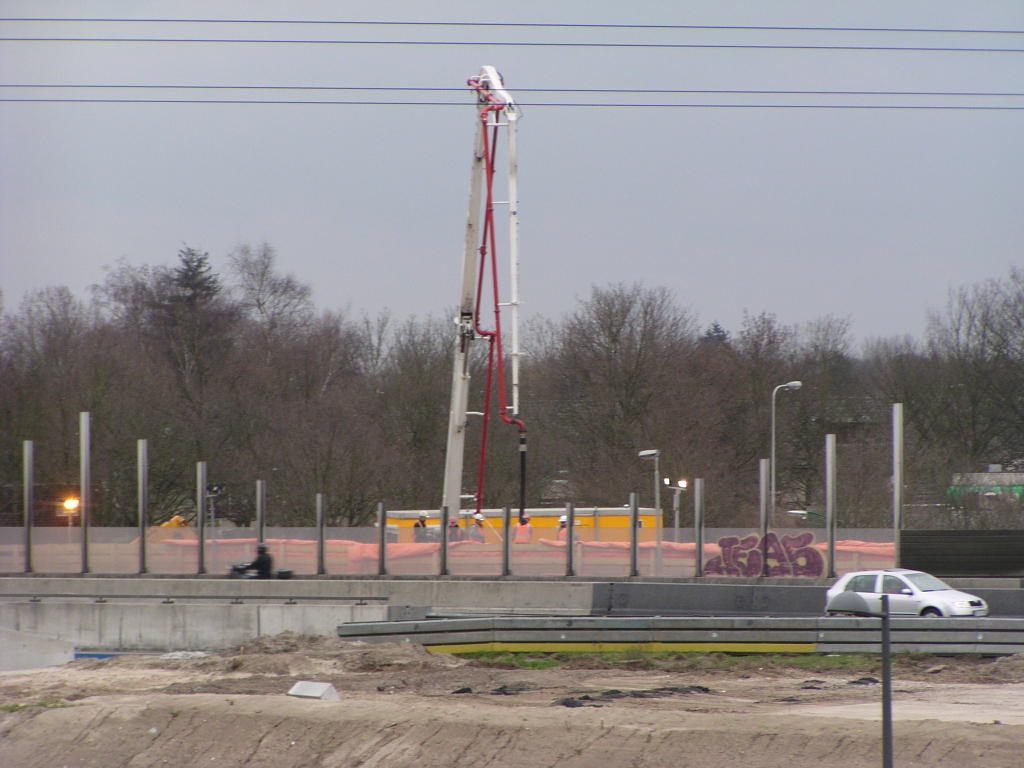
2,633 -> 1024,767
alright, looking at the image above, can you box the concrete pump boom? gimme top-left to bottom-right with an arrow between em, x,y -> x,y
441,66 -> 525,524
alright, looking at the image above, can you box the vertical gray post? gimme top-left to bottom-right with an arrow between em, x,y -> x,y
23,440 -> 33,573
501,506 -> 511,576
825,433 -> 836,579
316,493 -> 326,575
593,507 -> 600,542
138,439 -> 148,574
196,462 -> 207,574
377,502 -> 387,576
892,403 -> 903,568
673,490 -> 681,543
80,412 -> 90,574
759,458 -> 769,577
629,493 -> 639,577
652,455 -> 662,576
694,478 -> 705,578
881,593 -> 894,768
440,506 -> 449,576
255,479 -> 266,544
565,502 -> 575,577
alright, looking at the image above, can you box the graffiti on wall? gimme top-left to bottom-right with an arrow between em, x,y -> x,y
703,531 -> 825,577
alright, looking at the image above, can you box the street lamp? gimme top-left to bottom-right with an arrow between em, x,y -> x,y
638,450 -> 661,518
665,477 -> 688,540
771,381 -> 802,525
59,498 -> 80,528
639,450 -> 661,573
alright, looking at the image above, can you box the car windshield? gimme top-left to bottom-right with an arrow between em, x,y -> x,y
905,573 -> 951,592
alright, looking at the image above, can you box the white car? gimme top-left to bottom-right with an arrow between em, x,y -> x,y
825,569 -> 988,617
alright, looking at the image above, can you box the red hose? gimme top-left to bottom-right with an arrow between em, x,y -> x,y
467,83 -> 526,515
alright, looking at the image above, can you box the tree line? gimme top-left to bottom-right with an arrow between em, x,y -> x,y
2,245 -> 1022,530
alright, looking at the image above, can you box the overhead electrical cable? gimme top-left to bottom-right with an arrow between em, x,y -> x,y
2,84 -> 1023,98
2,18 -> 1023,35
2,37 -> 1024,53
2,97 -> 1022,109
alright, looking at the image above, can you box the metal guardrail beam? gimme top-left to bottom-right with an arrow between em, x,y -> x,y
337,615 -> 1024,655
0,593 -> 387,604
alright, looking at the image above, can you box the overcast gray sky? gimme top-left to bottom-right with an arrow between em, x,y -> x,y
1,1 -> 1022,344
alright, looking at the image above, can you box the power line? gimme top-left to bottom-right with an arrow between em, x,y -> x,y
2,37 -> 1024,53
3,84 -> 1023,98
3,97 -> 1022,109
2,18 -> 1022,35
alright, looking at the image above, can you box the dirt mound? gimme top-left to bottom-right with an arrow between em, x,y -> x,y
233,632 -> 464,672
983,653 -> 1024,682
3,691 -> 1024,768
234,630 -> 356,656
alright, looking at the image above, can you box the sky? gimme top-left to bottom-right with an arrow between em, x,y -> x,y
1,1 -> 1022,345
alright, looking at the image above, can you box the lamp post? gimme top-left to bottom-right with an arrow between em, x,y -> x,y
665,477 -> 688,542
771,381 -> 802,525
638,450 -> 661,574
824,591 -> 894,768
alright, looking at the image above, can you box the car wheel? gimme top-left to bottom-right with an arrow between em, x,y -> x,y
921,607 -> 942,618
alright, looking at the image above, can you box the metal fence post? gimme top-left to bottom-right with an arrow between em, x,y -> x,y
255,479 -> 266,544
316,493 -> 326,575
566,502 -> 575,577
759,458 -> 769,577
196,462 -> 207,574
694,479 -> 704,578
138,439 -> 148,574
826,433 -> 837,579
501,506 -> 511,576
80,412 -> 90,574
629,493 -> 639,577
23,440 -> 33,573
440,506 -> 449,576
881,594 -> 894,768
893,403 -> 903,568
377,502 -> 387,576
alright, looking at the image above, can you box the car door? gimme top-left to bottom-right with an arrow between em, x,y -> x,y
881,575 -> 919,615
845,573 -> 882,613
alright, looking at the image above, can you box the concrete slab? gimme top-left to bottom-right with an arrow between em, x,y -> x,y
287,681 -> 340,701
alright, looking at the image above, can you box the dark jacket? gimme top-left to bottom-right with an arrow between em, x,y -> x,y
244,551 -> 273,579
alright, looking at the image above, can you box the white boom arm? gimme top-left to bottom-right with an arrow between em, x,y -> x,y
441,67 -> 521,518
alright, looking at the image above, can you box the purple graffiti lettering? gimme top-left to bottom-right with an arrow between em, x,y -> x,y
733,535 -> 762,577
704,536 -> 740,576
761,532 -> 792,577
781,532 -> 825,577
704,531 -> 825,578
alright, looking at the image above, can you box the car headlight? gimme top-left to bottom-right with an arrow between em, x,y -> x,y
952,601 -> 969,608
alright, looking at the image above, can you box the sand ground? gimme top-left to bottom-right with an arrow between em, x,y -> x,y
2,633 -> 1024,767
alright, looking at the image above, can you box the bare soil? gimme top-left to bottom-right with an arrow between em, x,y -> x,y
2,632 -> 1024,767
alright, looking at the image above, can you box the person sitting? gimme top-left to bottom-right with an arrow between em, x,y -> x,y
241,543 -> 273,579
413,513 -> 430,542
468,512 -> 487,542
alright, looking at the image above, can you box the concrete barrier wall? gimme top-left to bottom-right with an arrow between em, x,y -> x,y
2,576 -> 1022,620
0,601 -> 387,651
0,577 -> 598,615
596,582 -> 829,616
0,627 -> 75,670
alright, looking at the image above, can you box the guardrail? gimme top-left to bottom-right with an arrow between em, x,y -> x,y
0,593 -> 387,605
337,615 -> 1024,655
